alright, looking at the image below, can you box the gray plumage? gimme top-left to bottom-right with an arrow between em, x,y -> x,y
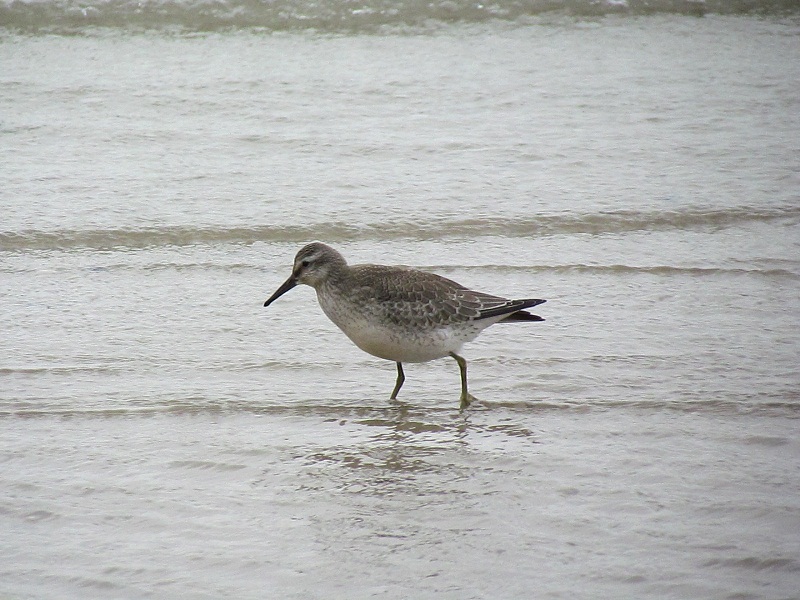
264,242 -> 545,408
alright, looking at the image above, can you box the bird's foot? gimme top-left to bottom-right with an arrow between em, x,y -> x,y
459,392 -> 477,411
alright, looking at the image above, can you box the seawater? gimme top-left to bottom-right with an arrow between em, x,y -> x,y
2,3 -> 800,599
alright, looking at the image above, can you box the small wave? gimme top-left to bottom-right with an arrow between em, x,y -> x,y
168,459 -> 247,471
1,0 -> 797,34
1,205 -> 797,252
0,365 -> 125,375
430,264 -> 800,279
0,223 -> 333,252
3,395 -> 799,420
704,556 -> 800,573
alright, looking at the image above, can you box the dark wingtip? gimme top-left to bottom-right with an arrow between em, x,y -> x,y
524,298 -> 546,308
505,299 -> 546,321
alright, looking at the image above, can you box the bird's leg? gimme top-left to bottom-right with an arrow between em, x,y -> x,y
449,352 -> 476,409
390,362 -> 405,400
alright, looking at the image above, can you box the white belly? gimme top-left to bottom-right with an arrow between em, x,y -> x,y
341,318 -> 462,363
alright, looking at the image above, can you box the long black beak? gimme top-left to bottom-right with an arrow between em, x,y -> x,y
264,275 -> 297,307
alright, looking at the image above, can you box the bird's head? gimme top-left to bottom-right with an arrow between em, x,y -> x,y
264,242 -> 347,306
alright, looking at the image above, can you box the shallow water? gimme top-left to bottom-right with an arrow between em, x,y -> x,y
2,5 -> 800,599
4,408 -> 798,599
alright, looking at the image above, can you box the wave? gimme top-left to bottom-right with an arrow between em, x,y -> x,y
1,0 -> 797,34
3,395 -> 798,420
437,264 -> 800,278
5,258 -> 796,279
1,204 -> 797,252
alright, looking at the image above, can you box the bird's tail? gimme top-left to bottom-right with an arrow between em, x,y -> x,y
503,310 -> 545,322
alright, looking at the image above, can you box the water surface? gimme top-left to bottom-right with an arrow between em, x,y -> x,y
2,4 -> 799,598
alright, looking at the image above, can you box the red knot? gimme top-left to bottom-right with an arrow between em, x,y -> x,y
264,242 -> 545,408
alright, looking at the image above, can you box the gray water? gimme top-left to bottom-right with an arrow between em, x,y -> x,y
2,6 -> 800,599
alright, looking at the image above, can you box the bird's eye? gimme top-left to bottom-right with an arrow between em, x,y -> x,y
301,259 -> 311,268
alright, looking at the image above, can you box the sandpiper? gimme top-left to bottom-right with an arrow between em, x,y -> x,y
264,242 -> 545,408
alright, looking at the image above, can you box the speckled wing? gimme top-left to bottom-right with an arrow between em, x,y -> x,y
349,265 -> 545,326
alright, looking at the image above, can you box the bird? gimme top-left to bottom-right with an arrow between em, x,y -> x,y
263,242 -> 545,408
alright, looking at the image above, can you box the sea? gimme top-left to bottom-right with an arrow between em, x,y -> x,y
1,0 -> 799,598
